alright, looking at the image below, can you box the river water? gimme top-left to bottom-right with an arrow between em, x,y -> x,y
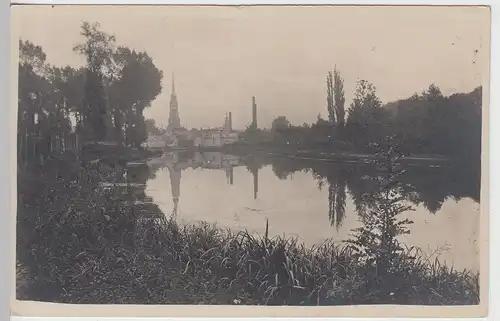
126,150 -> 480,272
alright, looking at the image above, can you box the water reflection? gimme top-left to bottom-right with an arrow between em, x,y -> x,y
169,166 -> 181,217
139,151 -> 480,271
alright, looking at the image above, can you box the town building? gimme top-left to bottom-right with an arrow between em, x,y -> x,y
161,74 -> 240,149
192,129 -> 240,148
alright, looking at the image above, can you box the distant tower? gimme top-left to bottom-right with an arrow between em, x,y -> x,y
251,96 -> 257,129
223,112 -> 233,131
168,166 -> 181,217
167,73 -> 181,133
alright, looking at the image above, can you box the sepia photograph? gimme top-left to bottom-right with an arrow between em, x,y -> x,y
11,4 -> 489,316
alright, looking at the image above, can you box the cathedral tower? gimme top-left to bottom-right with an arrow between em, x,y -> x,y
167,73 -> 181,132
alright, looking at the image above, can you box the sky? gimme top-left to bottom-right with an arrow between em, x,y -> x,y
13,5 -> 490,130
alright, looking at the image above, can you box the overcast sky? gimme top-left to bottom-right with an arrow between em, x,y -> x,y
13,5 -> 489,129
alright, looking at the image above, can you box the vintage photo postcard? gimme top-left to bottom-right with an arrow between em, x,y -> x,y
10,4 -> 490,318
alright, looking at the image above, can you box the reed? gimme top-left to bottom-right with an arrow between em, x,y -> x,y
16,159 -> 479,305
17,202 -> 479,304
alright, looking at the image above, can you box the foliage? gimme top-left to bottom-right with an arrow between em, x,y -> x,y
244,72 -> 480,173
145,118 -> 166,135
47,66 -> 86,126
345,80 -> 388,150
73,22 -> 115,142
333,67 -> 346,130
17,158 -> 479,305
326,71 -> 335,124
18,40 -> 82,166
19,40 -> 47,75
109,47 -> 163,146
326,66 -> 346,130
384,84 -> 481,164
271,116 -> 291,132
18,21 -> 164,162
73,22 -> 118,75
345,136 -> 414,278
81,69 -> 109,141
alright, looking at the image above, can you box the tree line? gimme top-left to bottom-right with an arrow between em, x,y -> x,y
18,22 -> 163,166
267,68 -> 482,164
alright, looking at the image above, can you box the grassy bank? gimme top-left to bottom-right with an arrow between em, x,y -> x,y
16,161 -> 479,305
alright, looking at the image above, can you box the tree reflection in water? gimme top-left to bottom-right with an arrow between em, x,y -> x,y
148,148 -> 480,231
310,169 -> 348,229
262,154 -> 479,228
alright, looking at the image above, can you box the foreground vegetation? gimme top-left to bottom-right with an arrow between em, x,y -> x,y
17,153 -> 479,305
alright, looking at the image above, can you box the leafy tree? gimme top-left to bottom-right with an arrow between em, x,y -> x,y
314,113 -> 329,127
333,66 -> 346,131
18,41 -> 49,137
82,70 -> 108,141
326,67 -> 346,129
73,22 -> 117,75
382,83 -> 481,165
19,40 -> 47,76
73,22 -> 117,142
18,40 -> 83,165
18,20 -> 165,164
345,136 -> 414,291
145,118 -> 165,135
346,80 -> 388,150
71,22 -> 163,147
326,71 -> 335,124
270,116 -> 293,146
48,66 -> 86,129
271,116 -> 291,132
108,47 -> 163,147
421,83 -> 443,102
383,96 -> 430,154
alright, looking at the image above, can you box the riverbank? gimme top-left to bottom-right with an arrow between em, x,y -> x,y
83,141 -> 162,160
221,143 -> 450,168
16,160 -> 479,305
265,150 -> 449,166
158,141 -> 450,167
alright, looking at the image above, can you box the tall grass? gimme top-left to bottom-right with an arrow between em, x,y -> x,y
16,157 -> 479,305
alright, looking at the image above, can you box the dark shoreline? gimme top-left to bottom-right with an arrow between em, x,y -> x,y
161,144 -> 450,168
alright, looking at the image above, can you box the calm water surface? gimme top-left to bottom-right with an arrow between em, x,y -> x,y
139,151 -> 480,272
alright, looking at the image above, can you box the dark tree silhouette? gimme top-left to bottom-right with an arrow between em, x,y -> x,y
333,66 -> 346,131
109,47 -> 163,147
73,22 -> 116,142
326,71 -> 335,124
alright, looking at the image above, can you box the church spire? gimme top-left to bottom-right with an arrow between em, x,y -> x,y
171,72 -> 176,95
167,71 -> 181,132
